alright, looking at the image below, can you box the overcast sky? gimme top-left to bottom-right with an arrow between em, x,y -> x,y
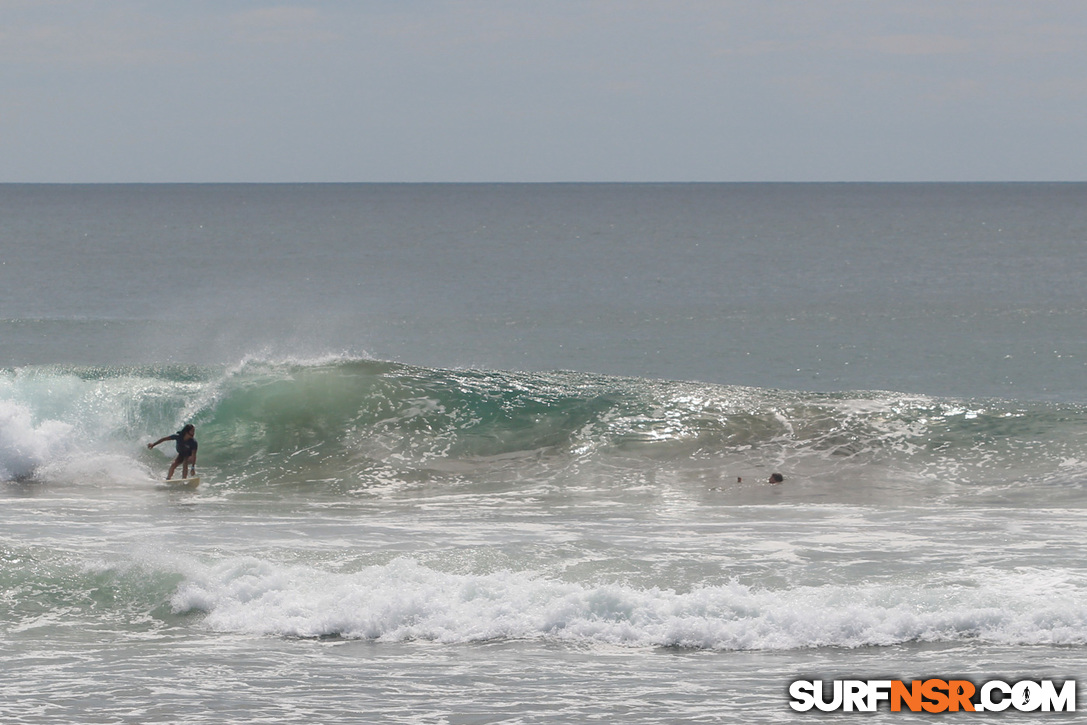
3,0 -> 1086,182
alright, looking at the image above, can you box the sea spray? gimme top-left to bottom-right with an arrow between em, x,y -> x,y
0,399 -> 74,480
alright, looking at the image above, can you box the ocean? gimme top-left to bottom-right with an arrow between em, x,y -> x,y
1,183 -> 1085,722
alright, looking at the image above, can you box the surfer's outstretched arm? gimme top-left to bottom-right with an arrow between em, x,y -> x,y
147,436 -> 172,449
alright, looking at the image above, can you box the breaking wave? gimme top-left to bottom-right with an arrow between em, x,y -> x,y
2,356 -> 1086,491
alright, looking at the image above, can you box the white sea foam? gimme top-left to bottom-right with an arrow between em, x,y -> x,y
0,400 -> 74,480
0,367 -> 188,483
170,556 -> 1087,650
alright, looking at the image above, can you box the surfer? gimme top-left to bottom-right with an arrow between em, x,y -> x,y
148,424 -> 198,480
736,474 -> 785,484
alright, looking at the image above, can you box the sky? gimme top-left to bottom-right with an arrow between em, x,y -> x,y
2,0 -> 1086,183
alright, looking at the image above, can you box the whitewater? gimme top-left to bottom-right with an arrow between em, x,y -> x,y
2,183 -> 1086,722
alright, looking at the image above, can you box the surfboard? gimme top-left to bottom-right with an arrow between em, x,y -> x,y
161,476 -> 201,489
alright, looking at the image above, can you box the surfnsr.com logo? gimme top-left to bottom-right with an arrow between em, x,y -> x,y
789,679 -> 1076,713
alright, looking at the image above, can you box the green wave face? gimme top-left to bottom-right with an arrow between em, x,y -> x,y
3,358 -> 1087,496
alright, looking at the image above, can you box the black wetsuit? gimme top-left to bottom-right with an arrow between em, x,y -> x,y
170,432 -> 198,461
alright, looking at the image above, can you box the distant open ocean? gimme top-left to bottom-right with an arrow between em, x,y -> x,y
2,183 -> 1085,722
